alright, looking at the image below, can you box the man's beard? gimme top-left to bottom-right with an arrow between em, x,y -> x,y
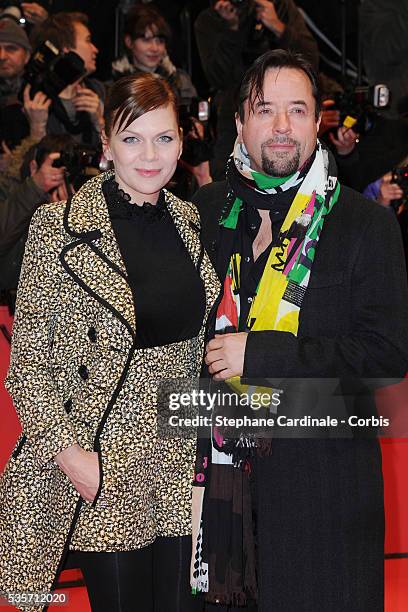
260,137 -> 301,177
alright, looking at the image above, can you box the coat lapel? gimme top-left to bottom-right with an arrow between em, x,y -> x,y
60,173 -> 220,339
60,171 -> 136,338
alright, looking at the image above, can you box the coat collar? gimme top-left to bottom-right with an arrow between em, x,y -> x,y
60,171 -> 220,341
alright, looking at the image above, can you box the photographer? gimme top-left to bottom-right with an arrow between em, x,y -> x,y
0,18 -> 31,159
0,18 -> 30,98
29,12 -> 104,146
0,133 -> 75,296
194,0 -> 319,178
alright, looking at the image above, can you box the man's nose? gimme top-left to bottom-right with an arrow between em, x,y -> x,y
0,48 -> 7,60
273,111 -> 291,133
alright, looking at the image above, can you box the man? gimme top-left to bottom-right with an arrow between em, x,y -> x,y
0,18 -> 32,149
30,12 -> 104,145
0,19 -> 31,87
192,50 -> 408,611
194,0 -> 319,179
0,134 -> 75,298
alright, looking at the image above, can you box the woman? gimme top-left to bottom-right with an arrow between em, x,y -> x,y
112,5 -> 196,107
0,73 -> 219,611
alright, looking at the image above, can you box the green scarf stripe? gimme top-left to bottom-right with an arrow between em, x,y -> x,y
220,197 -> 243,229
288,183 -> 341,285
251,170 -> 295,190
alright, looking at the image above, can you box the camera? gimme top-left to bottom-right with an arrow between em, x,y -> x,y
333,84 -> 390,134
179,99 -> 212,167
52,145 -> 102,189
24,40 -> 87,100
392,166 -> 408,200
230,0 -> 251,7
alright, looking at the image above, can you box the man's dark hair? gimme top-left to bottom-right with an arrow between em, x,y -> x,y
29,12 -> 89,52
20,134 -> 76,179
238,49 -> 321,122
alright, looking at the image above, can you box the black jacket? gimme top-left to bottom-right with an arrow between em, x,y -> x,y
193,180 -> 408,611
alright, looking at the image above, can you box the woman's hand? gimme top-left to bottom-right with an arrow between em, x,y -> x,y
23,85 -> 51,140
55,443 -> 100,503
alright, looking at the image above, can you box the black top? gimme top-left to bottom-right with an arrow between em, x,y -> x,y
103,178 -> 205,349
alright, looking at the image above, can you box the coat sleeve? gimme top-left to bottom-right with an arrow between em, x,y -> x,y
243,203 -> 408,379
194,8 -> 248,91
0,177 -> 48,256
275,0 -> 319,71
360,0 -> 408,68
4,202 -> 78,466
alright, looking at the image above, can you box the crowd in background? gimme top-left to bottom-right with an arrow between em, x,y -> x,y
1,0 -> 408,306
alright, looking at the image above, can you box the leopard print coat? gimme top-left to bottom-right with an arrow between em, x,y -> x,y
0,171 -> 220,611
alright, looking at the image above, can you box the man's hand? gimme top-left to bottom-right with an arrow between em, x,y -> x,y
329,125 -> 359,156
378,172 -> 404,207
318,99 -> 340,137
255,0 -> 285,36
49,181 -> 73,202
32,152 -> 66,193
21,2 -> 48,24
205,332 -> 248,380
55,443 -> 100,503
214,0 -> 240,31
73,85 -> 104,131
23,85 -> 51,140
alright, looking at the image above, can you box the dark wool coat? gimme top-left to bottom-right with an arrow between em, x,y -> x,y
193,180 -> 408,612
0,171 -> 220,612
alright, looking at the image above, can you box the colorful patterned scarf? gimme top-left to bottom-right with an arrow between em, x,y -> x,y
217,138 -> 340,339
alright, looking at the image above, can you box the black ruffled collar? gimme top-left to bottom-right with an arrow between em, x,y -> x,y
103,177 -> 167,222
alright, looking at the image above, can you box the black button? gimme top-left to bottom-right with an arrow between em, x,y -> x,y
88,327 -> 97,343
78,365 -> 89,380
189,220 -> 200,233
64,399 -> 73,413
